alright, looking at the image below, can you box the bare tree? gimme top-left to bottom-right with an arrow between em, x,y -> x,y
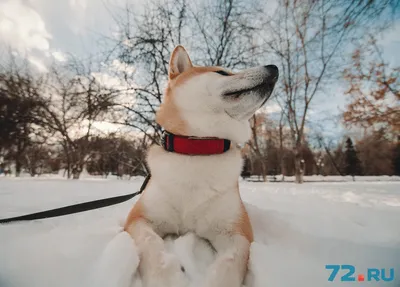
189,0 -> 262,69
112,0 -> 264,142
262,0 -> 398,183
88,134 -> 148,178
343,36 -> 400,136
0,57 -> 45,176
245,111 -> 292,181
248,114 -> 268,181
22,144 -> 51,177
316,134 -> 344,176
356,129 -> 396,175
278,107 -> 289,181
38,62 -> 116,178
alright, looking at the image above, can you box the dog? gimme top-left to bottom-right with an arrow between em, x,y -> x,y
124,45 -> 278,287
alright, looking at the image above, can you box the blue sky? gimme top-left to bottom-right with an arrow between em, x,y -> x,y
1,0 -> 398,70
0,0 -> 399,140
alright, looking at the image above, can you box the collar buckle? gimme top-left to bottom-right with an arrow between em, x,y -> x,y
161,130 -> 175,152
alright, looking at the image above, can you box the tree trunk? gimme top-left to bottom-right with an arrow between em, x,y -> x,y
294,160 -> 303,183
66,162 -> 71,179
294,144 -> 304,184
63,145 -> 72,179
15,156 -> 21,177
323,143 -> 344,176
279,123 -> 285,182
15,141 -> 24,177
250,157 -> 254,178
260,159 -> 267,182
72,164 -> 81,179
280,157 -> 286,182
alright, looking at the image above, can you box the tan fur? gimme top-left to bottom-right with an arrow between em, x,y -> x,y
155,89 -> 188,135
168,45 -> 193,80
157,66 -> 232,136
172,66 -> 232,87
124,198 -> 145,231
236,200 -> 254,243
235,181 -> 253,265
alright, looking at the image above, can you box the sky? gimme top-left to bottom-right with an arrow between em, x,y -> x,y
0,0 -> 399,140
0,0 -> 125,71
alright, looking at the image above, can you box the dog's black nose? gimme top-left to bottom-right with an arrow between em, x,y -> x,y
264,65 -> 279,82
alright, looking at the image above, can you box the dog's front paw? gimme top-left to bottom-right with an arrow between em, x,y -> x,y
142,252 -> 189,287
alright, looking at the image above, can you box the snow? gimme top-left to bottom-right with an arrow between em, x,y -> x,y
0,176 -> 399,287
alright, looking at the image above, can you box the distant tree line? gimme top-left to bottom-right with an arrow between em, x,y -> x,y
1,80 -> 399,179
0,56 -> 142,178
240,113 -> 400,180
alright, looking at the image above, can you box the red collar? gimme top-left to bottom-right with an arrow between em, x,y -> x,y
161,131 -> 231,155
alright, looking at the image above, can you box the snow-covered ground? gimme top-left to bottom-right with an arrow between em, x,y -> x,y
0,176 -> 399,287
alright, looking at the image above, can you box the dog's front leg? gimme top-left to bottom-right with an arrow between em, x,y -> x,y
125,217 -> 188,287
203,233 -> 251,287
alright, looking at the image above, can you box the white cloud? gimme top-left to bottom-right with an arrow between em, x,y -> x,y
110,59 -> 136,75
28,56 -> 48,73
68,0 -> 89,35
69,0 -> 88,11
379,20 -> 400,46
51,51 -> 67,62
68,119 -> 140,139
264,102 -> 282,114
379,20 -> 400,66
91,121 -> 130,136
0,0 -> 51,53
91,70 -> 137,106
0,0 -> 53,72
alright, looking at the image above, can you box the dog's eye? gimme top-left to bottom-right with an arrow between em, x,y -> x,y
214,70 -> 230,76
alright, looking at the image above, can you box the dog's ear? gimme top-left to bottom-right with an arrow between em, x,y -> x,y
169,45 -> 193,80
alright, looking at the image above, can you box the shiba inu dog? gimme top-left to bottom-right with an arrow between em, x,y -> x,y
124,45 -> 278,287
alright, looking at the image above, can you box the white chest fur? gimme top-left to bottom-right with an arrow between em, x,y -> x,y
140,145 -> 244,239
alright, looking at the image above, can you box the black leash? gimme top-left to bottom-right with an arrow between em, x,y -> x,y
0,174 -> 151,225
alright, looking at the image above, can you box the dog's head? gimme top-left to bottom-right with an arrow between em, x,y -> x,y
156,45 -> 278,143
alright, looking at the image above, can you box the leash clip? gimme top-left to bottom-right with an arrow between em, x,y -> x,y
161,130 -> 174,152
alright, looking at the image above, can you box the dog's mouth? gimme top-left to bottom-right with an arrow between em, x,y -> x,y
223,81 -> 277,120
223,83 -> 266,98
223,65 -> 279,100
223,81 -> 277,103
